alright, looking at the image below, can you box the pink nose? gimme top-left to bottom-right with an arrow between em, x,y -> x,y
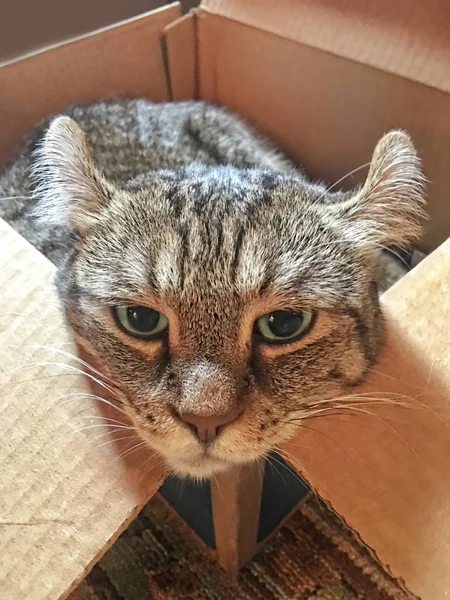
180,409 -> 241,443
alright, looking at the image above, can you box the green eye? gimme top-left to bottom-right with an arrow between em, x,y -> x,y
255,309 -> 315,343
113,306 -> 168,339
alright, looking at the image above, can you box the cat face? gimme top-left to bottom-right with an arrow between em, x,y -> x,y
33,117 -> 425,478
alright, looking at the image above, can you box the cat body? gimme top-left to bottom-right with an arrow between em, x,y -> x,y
1,100 -> 296,265
0,100 -> 425,478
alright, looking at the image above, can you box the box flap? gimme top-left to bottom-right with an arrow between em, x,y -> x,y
164,13 -> 197,101
284,238 -> 450,600
196,8 -> 450,253
200,0 -> 450,95
0,4 -> 181,167
0,219 -> 164,600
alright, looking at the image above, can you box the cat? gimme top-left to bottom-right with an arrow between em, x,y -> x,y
0,99 -> 426,479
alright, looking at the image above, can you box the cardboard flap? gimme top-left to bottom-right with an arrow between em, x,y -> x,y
200,0 -> 450,95
0,3 -> 181,167
197,7 -> 450,253
0,219 -> 165,600
164,13 -> 197,101
284,238 -> 450,600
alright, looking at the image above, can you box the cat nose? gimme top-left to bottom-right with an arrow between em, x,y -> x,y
179,409 -> 241,443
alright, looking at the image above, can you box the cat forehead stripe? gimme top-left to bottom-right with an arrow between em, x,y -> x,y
234,237 -> 267,291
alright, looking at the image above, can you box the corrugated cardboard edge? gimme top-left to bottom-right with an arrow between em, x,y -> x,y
200,0 -> 450,96
283,237 -> 450,600
63,491 -> 170,600
0,221 -> 165,599
164,12 -> 198,101
318,498 -> 419,600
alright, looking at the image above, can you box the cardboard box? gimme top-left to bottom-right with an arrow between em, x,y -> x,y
1,1 -> 449,598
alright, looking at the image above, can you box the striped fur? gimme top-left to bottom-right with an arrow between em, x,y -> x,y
24,100 -> 426,478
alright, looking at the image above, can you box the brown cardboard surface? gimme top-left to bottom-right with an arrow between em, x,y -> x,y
0,219 -> 165,600
211,461 -> 263,575
1,0 -> 450,594
197,8 -> 450,253
201,0 -> 450,95
0,4 -> 180,166
165,13 -> 197,101
283,238 -> 450,599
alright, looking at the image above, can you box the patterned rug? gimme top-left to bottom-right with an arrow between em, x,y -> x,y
69,493 -> 411,600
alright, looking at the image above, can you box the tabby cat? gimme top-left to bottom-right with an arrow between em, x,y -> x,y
0,100 -> 426,478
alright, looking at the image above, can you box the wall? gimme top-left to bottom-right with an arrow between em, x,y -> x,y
0,0 -> 198,62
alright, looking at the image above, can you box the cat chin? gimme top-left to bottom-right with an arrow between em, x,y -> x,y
166,455 -> 238,480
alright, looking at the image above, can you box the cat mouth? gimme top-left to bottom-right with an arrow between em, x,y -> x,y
133,415 -> 259,478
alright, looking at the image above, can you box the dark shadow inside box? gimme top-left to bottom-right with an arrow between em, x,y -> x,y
159,453 -> 309,548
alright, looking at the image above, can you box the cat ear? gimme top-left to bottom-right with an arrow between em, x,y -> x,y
335,130 -> 426,249
32,116 -> 113,233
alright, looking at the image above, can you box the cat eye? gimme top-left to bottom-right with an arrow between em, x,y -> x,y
112,306 -> 168,339
255,309 -> 315,343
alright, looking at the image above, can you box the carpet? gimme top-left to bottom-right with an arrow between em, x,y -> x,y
69,493 -> 411,600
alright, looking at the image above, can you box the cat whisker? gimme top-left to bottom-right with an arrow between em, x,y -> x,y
137,455 -> 158,484
257,458 -> 265,482
366,363 -> 447,404
1,314 -> 62,326
305,395 -> 413,408
314,162 -> 371,204
73,426 -> 139,446
44,360 -> 118,393
59,390 -> 120,406
369,242 -> 412,270
289,405 -> 429,466
304,390 -> 422,408
93,434 -> 143,452
304,397 -> 419,412
305,392 -> 450,428
63,386 -> 126,405
336,405 -> 429,465
29,344 -> 118,387
266,453 -> 290,486
89,429 -> 140,445
76,414 -> 131,426
58,391 -> 128,416
288,402 -> 418,425
401,390 -> 450,433
212,472 -> 222,499
299,405 -> 420,430
137,455 -> 166,485
4,361 -> 117,395
113,440 -> 150,462
0,195 -> 31,201
74,423 -> 135,434
276,433 -> 354,519
278,418 -> 349,454
4,340 -> 75,347
336,390 -> 413,399
273,447 -> 324,509
176,472 -> 188,499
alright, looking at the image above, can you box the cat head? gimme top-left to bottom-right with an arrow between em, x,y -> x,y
33,116 -> 426,479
